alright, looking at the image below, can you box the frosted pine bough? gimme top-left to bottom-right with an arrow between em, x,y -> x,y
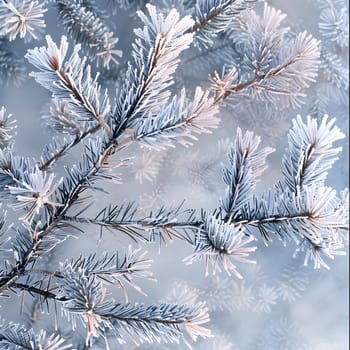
0,0 -> 348,349
0,0 -> 46,42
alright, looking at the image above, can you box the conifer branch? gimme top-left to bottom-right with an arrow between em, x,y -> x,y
10,276 -> 211,348
0,0 -> 47,42
282,114 -> 345,192
191,0 -> 257,48
26,35 -> 112,136
0,37 -> 26,85
28,4 -> 212,169
0,106 -> 17,150
0,320 -> 72,349
113,3 -> 195,131
54,0 -> 122,67
220,128 -> 274,221
61,202 -> 200,245
209,4 -> 321,108
0,5 -> 219,299
0,1 -> 348,348
57,271 -> 211,347
39,122 -> 100,171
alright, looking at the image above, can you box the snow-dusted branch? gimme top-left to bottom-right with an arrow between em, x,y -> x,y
4,275 -> 211,348
0,0 -> 46,42
26,35 -> 112,135
210,4 -> 321,108
220,128 -> 274,220
184,115 -> 348,273
58,247 -> 155,301
133,87 -> 219,150
114,3 -> 195,131
61,201 -> 199,245
0,1 -> 348,348
0,37 -> 26,85
0,5 -> 221,306
57,271 -> 211,347
0,321 -> 71,349
282,114 -> 345,192
239,186 -> 348,269
54,0 -> 122,67
191,0 -> 257,48
0,106 -> 17,150
185,211 -> 257,278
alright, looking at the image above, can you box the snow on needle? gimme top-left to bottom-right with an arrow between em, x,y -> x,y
8,166 -> 63,224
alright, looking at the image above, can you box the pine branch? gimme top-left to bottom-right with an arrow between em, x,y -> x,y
186,115 -> 348,274
63,204 -> 259,279
54,0 -> 122,67
113,3 -> 195,131
56,272 -> 211,347
282,114 -> 345,192
0,0 -> 47,42
61,201 -> 199,244
0,106 -> 17,150
210,4 -> 321,108
0,5 -> 219,298
7,246 -> 155,303
26,35 -> 112,136
13,269 -> 210,348
11,274 -> 211,348
184,211 -> 257,278
39,85 -> 219,170
319,4 -> 349,48
191,0 -> 257,48
220,127 -> 274,221
27,4 -> 201,170
0,320 -> 72,349
133,87 -> 220,150
39,122 -> 100,171
59,247 -> 155,301
0,37 -> 26,85
0,148 -> 33,193
241,186 -> 348,269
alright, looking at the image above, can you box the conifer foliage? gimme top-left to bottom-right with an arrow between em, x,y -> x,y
0,0 -> 348,349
